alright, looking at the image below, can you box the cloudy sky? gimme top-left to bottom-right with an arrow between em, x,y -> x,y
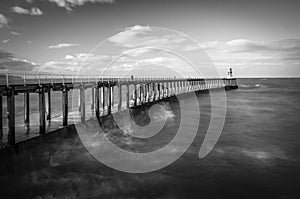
0,0 -> 300,77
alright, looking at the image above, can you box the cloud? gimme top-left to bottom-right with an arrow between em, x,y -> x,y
2,39 -> 10,44
48,0 -> 115,10
0,50 -> 13,59
37,53 -> 112,73
0,50 -> 38,71
48,43 -> 80,49
0,13 -> 8,28
30,7 -> 43,15
108,25 -> 188,49
11,6 -> 43,16
10,31 -> 21,36
202,39 -> 300,61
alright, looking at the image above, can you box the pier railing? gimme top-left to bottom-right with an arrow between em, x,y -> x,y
0,72 -> 238,147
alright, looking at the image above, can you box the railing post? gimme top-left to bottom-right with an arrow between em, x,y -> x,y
6,74 -> 9,87
23,74 -> 26,86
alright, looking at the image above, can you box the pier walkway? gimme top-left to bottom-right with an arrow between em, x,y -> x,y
0,73 -> 238,148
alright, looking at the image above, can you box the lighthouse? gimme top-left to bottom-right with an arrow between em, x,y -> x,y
228,68 -> 233,78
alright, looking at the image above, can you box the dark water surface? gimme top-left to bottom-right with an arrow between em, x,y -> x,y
0,78 -> 300,198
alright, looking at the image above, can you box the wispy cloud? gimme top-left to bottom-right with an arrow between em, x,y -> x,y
108,25 -> 187,49
0,13 -> 8,28
48,43 -> 80,49
48,0 -> 115,10
0,50 -> 38,71
10,31 -> 21,36
2,39 -> 10,43
196,39 -> 300,77
202,39 -> 300,61
0,50 -> 13,59
37,53 -> 111,73
11,6 -> 43,16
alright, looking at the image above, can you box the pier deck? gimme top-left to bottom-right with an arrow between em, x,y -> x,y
0,73 -> 238,149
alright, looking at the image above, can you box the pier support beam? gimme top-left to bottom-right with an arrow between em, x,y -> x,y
139,84 -> 142,104
95,86 -> 100,119
118,84 -> 122,111
24,92 -> 30,130
108,83 -> 112,114
7,88 -> 15,146
144,84 -> 147,102
111,85 -> 114,109
0,95 -> 2,137
134,84 -> 137,106
39,86 -> 46,134
62,86 -> 68,126
46,89 -> 51,121
153,83 -> 156,101
91,87 -> 95,110
80,86 -> 85,122
158,83 -> 161,99
147,83 -> 150,102
102,86 -> 105,113
126,84 -> 130,108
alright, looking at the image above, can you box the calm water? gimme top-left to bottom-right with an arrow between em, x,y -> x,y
0,78 -> 300,198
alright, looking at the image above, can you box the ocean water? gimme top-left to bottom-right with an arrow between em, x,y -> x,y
0,78 -> 300,198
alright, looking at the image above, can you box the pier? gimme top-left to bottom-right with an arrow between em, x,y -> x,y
0,73 -> 238,149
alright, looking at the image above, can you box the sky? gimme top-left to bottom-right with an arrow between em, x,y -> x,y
0,0 -> 300,77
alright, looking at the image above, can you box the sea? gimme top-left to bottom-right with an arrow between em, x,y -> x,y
0,78 -> 300,198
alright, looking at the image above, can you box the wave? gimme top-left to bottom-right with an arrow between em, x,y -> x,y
239,84 -> 263,89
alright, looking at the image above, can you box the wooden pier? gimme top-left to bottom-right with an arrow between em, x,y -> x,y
0,74 -> 238,148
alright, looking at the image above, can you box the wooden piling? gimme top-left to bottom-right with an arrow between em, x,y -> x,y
95,86 -> 100,119
0,95 -> 2,137
102,86 -> 105,112
7,88 -> 15,146
144,83 -> 147,102
80,86 -> 85,122
147,83 -> 150,102
108,83 -> 112,114
111,85 -> 114,108
158,83 -> 161,99
62,86 -> 68,126
24,92 -> 30,129
139,84 -> 143,104
134,84 -> 137,106
46,89 -> 51,120
39,86 -> 46,134
118,84 -> 122,111
126,84 -> 130,108
91,87 -> 95,110
153,83 -> 156,101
